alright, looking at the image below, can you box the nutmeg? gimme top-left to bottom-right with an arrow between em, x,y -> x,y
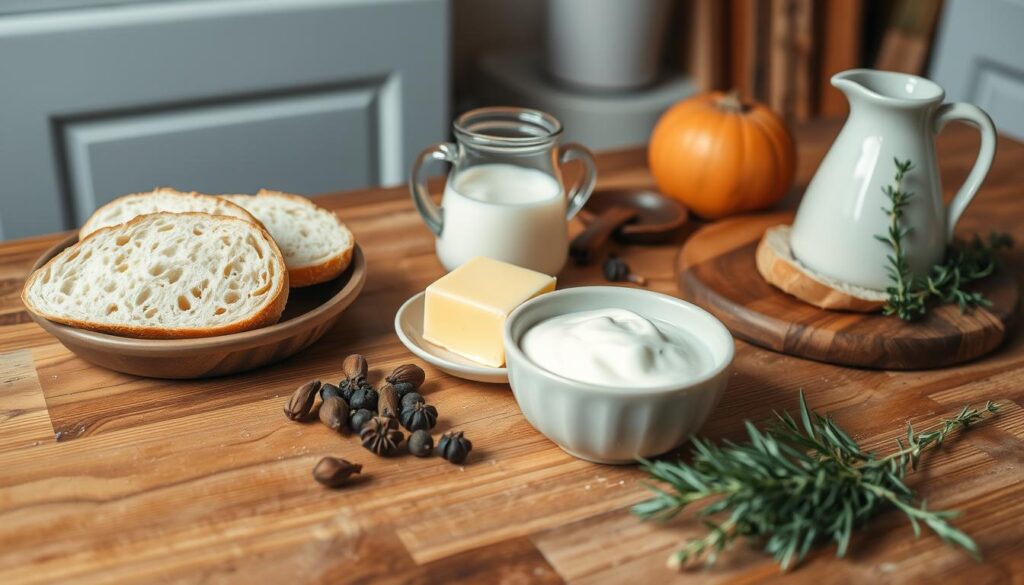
386,364 -> 425,391
319,396 -> 350,432
342,354 -> 369,386
312,457 -> 362,488
378,382 -> 401,418
284,379 -> 321,421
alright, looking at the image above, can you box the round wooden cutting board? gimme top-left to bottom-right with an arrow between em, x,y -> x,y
676,211 -> 1020,370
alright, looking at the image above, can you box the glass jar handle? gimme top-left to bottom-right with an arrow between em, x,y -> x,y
559,142 -> 597,220
408,142 -> 457,236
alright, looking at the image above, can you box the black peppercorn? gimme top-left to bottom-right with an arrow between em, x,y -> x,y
400,392 -> 425,410
392,381 -> 415,398
602,254 -> 646,286
360,416 -> 404,456
349,408 -> 374,433
320,383 -> 343,402
349,385 -> 379,411
408,430 -> 433,457
399,402 -> 438,432
437,431 -> 472,464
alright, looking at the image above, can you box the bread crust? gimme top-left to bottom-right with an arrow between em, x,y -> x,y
24,212 -> 289,339
227,190 -> 355,287
79,188 -> 264,240
756,224 -> 885,313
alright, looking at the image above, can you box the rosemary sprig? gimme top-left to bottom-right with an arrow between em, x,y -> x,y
875,159 -> 927,320
633,392 -> 999,571
875,158 -> 1012,320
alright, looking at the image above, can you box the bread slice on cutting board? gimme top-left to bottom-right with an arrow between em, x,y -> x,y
221,190 -> 354,287
756,224 -> 887,312
24,212 -> 289,338
79,188 -> 259,240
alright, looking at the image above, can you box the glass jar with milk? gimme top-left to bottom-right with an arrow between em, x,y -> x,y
409,107 -> 597,275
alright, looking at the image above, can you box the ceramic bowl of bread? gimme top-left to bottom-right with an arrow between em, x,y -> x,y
22,188 -> 366,379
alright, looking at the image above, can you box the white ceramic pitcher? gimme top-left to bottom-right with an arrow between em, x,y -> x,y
790,69 -> 996,291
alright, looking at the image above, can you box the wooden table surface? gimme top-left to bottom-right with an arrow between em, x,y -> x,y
2,120 -> 1024,584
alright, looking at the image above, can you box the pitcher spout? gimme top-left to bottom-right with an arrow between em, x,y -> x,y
832,69 -> 945,109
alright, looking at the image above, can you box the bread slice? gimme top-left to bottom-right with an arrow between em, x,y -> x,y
24,212 -> 289,338
79,188 -> 259,240
756,224 -> 887,312
221,190 -> 354,287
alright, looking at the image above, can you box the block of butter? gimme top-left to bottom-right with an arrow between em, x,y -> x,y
423,256 -> 556,367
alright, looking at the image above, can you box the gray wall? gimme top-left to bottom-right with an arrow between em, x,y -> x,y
0,0 -> 449,240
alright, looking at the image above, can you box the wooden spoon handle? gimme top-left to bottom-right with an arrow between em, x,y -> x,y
569,206 -> 639,265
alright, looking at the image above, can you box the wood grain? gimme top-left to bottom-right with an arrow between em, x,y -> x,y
677,212 -> 1019,369
0,123 -> 1023,583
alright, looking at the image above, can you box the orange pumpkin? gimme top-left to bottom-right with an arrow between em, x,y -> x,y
648,91 -> 796,219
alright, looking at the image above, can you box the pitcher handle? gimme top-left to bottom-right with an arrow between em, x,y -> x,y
409,142 -> 457,236
559,142 -> 598,220
932,103 -> 997,243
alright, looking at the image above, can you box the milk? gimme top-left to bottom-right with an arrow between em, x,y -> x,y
437,164 -> 568,275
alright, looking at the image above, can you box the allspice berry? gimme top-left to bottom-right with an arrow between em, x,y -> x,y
349,408 -> 374,433
399,402 -> 438,432
386,364 -> 425,391
360,416 -> 404,456
349,385 -> 379,411
284,380 -> 321,421
378,382 -> 401,418
319,396 -> 350,432
342,354 -> 369,386
438,431 -> 472,464
320,383 -> 343,401
312,457 -> 362,488
408,430 -> 433,457
400,392 -> 425,410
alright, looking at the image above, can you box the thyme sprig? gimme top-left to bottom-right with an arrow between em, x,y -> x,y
875,158 -> 1012,320
633,392 -> 999,571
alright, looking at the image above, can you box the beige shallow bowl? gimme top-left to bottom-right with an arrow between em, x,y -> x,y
26,234 -> 366,379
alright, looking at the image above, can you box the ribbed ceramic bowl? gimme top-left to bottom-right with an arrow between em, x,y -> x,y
26,233 -> 366,379
503,286 -> 733,464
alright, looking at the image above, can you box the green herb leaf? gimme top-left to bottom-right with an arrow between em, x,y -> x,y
633,392 -> 999,571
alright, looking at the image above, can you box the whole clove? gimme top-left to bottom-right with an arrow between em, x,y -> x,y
319,396 -> 350,432
284,379 -> 321,421
312,457 -> 362,488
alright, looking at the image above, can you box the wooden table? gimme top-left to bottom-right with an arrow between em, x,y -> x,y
1,121 -> 1023,584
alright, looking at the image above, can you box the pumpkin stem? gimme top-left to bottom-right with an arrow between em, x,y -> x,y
717,90 -> 747,113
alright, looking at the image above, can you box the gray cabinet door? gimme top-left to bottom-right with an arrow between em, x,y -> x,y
0,0 -> 449,240
930,0 -> 1024,141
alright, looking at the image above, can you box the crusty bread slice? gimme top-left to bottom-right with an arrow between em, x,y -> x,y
24,212 -> 289,338
79,188 -> 259,240
756,224 -> 887,313
221,190 -> 354,287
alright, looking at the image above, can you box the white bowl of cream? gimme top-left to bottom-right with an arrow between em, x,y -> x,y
503,286 -> 733,464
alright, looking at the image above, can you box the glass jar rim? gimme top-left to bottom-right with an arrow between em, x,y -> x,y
453,106 -> 563,147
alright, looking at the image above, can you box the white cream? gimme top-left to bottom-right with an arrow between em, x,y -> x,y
520,308 -> 712,388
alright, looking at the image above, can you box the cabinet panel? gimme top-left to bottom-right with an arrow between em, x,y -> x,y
0,0 -> 449,239
931,0 -> 1024,140
64,86 -> 379,224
